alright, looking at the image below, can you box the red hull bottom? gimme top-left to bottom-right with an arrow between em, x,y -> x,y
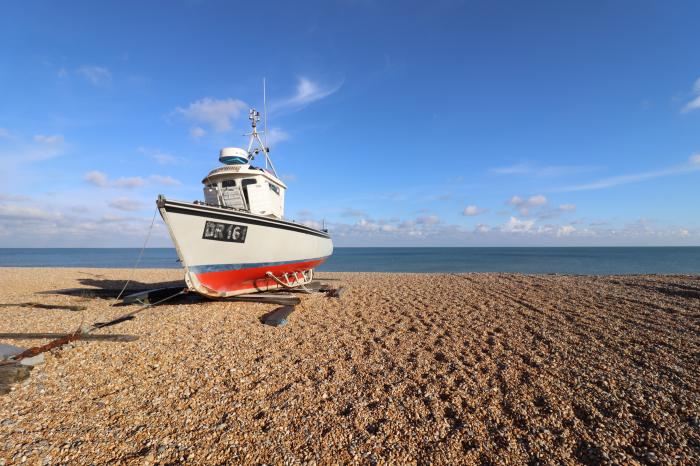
193,258 -> 326,295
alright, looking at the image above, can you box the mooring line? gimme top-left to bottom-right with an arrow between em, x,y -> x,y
113,207 -> 159,305
4,209 -> 166,365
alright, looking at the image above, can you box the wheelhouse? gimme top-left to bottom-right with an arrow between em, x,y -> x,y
202,147 -> 287,219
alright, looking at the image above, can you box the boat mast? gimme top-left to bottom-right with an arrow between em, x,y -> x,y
245,105 -> 278,178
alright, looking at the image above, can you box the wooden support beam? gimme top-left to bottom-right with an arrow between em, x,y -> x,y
260,306 -> 295,326
230,293 -> 301,306
0,333 -> 138,342
0,303 -> 87,312
0,363 -> 32,394
327,286 -> 346,298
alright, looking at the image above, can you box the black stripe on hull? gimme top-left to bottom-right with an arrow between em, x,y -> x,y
161,202 -> 331,239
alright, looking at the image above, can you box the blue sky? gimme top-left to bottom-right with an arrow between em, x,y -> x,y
1,0 -> 699,247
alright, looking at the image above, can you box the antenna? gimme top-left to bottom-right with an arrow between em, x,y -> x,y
263,78 -> 268,170
242,82 -> 278,178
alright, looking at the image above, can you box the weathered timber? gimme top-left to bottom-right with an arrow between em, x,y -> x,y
230,293 -> 301,306
0,363 -> 32,390
327,286 -> 346,298
0,333 -> 138,342
0,302 -> 87,312
260,306 -> 295,327
0,331 -> 83,366
2,343 -> 45,366
290,281 -> 333,293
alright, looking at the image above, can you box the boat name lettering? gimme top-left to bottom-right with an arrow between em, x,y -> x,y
202,221 -> 248,243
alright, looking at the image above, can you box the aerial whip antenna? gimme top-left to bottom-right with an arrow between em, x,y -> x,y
263,77 -> 268,170
243,80 -> 277,177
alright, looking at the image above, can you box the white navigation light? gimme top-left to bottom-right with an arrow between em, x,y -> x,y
219,147 -> 249,165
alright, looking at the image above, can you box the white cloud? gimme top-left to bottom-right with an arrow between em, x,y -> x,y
507,194 -> 547,216
175,97 -> 247,133
341,208 -> 367,218
331,214 -> 455,241
149,175 -> 181,186
190,126 -> 206,138
474,223 -> 490,233
491,163 -> 595,177
559,203 -> 576,212
528,195 -> 547,206
502,216 -> 535,233
559,154 -> 700,191
33,134 -> 64,145
0,193 -> 31,202
281,173 -> 297,182
416,215 -> 440,225
3,200 -> 693,247
84,171 -> 180,188
76,66 -> 112,86
535,203 -> 577,220
271,77 -> 342,113
429,193 -> 452,201
265,127 -> 289,146
491,164 -> 531,175
0,200 -> 171,247
301,219 -> 323,230
681,77 -> 700,113
0,132 -> 68,163
0,204 -> 61,221
684,96 -> 700,113
357,218 -> 380,232
84,170 -> 109,187
463,205 -> 486,216
70,205 -> 89,213
137,147 -> 182,165
26,134 -> 67,161
557,225 -> 576,237
109,197 -> 145,212
111,176 -> 145,188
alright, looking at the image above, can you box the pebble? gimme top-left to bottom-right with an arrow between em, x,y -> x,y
0,269 -> 698,464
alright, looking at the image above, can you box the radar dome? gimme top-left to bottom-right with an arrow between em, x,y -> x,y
219,147 -> 249,165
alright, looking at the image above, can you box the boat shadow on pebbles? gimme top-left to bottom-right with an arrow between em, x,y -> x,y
39,277 -> 340,308
38,278 -> 188,300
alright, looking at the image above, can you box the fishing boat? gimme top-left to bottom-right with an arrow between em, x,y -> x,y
157,108 -> 333,298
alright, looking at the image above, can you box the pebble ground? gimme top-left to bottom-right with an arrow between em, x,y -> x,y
0,268 -> 699,465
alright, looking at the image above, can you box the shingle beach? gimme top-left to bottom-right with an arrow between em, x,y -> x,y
1,268 -> 699,464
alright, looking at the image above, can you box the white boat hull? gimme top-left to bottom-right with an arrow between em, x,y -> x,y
157,198 -> 333,297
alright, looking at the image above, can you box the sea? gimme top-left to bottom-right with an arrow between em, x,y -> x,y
0,247 -> 698,275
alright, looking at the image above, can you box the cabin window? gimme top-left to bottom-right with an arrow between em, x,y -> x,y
222,180 -> 236,188
268,183 -> 280,195
241,178 -> 257,207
